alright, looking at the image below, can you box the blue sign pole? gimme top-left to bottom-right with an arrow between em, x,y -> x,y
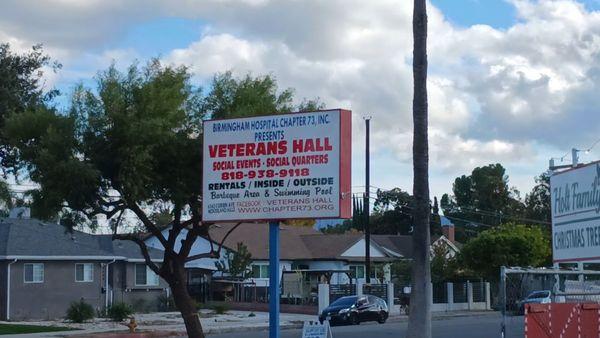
269,221 -> 280,338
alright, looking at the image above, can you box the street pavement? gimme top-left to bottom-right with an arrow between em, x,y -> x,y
208,313 -> 525,338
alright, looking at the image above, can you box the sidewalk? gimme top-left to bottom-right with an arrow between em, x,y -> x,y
388,310 -> 498,322
4,310 -> 499,337
2,310 -> 315,337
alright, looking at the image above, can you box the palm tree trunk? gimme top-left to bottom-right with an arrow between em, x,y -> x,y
407,0 -> 432,338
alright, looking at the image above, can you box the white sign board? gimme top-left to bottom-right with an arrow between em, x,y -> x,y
551,162 -> 600,262
302,321 -> 333,338
202,110 -> 351,222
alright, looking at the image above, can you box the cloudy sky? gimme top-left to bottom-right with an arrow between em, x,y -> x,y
2,0 -> 600,200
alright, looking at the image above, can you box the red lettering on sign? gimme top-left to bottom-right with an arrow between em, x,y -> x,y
292,138 -> 333,153
208,141 -> 288,158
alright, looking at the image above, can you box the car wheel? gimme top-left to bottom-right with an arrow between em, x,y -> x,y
377,312 -> 387,324
350,313 -> 360,325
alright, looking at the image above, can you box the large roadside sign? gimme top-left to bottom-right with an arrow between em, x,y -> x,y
202,109 -> 352,222
551,161 -> 600,262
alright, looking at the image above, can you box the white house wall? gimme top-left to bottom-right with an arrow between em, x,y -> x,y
248,260 -> 292,287
145,228 -> 226,271
341,239 -> 386,258
308,261 -> 347,284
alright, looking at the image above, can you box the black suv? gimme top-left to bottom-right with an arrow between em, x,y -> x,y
319,295 -> 389,325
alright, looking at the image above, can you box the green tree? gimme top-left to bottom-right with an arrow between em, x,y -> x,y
408,0 -> 432,336
371,187 -> 413,235
215,242 -> 253,279
0,43 -> 60,168
459,223 -> 551,281
283,219 -> 316,227
0,44 -> 59,212
430,244 -> 459,283
320,220 -> 354,234
430,196 -> 442,236
391,260 -> 413,285
441,164 -> 526,241
322,195 -> 365,234
524,172 -> 551,227
0,181 -> 11,215
5,61 -> 317,338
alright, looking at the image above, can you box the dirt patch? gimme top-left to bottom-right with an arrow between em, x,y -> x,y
69,330 -> 185,338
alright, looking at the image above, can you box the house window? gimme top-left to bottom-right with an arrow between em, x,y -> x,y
349,265 -> 365,279
135,264 -> 160,286
188,270 -> 205,285
251,264 -> 269,278
24,263 -> 44,283
370,265 -> 383,279
75,263 -> 94,282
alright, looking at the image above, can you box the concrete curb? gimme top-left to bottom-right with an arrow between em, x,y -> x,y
204,321 -> 304,334
386,311 -> 498,323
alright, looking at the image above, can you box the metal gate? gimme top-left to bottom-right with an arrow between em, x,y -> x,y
363,284 -> 388,299
330,284 -> 356,302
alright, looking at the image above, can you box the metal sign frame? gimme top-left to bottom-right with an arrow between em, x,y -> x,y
202,110 -> 352,338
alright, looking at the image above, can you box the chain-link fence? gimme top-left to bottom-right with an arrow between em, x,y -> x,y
500,267 -> 600,338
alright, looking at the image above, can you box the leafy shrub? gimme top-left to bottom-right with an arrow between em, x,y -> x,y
212,304 -> 229,315
107,302 -> 134,322
66,299 -> 95,323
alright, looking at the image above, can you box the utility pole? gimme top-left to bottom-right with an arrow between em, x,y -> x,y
572,148 -> 579,167
364,117 -> 371,285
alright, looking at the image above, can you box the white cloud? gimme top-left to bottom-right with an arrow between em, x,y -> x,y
167,34 -> 268,77
2,0 -> 599,196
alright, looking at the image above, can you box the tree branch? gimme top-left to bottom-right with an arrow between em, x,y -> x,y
179,226 -> 200,259
217,222 -> 243,252
167,205 -> 183,250
184,222 -> 243,262
82,203 -> 125,220
128,202 -> 171,251
113,233 -> 161,276
185,251 -> 219,262
178,196 -> 204,259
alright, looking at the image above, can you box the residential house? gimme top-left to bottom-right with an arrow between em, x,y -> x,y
145,227 -> 230,303
144,221 -> 461,302
432,216 -> 461,258
0,217 -> 167,321
208,222 -> 460,281
208,223 -> 405,285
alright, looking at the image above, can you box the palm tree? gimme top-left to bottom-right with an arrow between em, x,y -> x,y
407,0 -> 432,337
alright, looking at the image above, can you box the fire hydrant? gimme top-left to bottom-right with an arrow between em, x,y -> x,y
126,317 -> 138,333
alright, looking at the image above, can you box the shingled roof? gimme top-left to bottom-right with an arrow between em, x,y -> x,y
208,222 -> 415,261
208,222 -> 317,260
0,218 -> 163,261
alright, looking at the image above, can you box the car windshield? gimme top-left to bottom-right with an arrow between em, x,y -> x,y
528,291 -> 550,299
330,296 -> 358,307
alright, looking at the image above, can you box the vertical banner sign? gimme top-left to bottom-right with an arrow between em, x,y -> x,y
551,162 -> 600,262
202,109 -> 352,222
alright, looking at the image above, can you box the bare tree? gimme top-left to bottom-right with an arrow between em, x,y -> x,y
407,0 -> 432,337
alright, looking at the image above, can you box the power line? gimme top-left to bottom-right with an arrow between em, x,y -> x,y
550,151 -> 570,163
581,137 -> 600,154
552,137 -> 600,163
457,206 -> 551,225
441,215 -> 496,228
